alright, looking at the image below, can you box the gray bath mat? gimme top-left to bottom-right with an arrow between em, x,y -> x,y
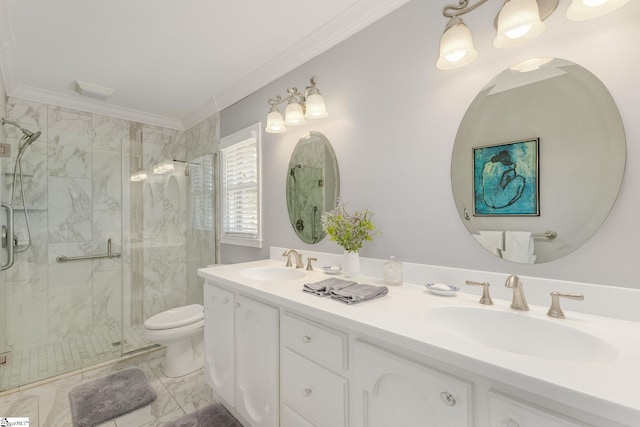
166,403 -> 243,427
69,367 -> 157,427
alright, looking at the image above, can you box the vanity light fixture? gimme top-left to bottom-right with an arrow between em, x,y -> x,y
153,159 -> 176,175
264,76 -> 328,134
437,0 -> 630,70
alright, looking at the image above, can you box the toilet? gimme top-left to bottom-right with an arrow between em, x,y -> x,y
143,304 -> 205,378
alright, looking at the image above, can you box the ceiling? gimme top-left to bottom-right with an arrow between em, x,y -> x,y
0,0 -> 409,129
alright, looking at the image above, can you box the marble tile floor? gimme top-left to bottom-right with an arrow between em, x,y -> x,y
0,324 -> 152,392
0,347 -> 215,426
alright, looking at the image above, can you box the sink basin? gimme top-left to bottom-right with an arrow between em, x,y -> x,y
424,306 -> 617,362
240,266 -> 306,281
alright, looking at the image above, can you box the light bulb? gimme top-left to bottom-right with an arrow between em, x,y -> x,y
505,23 -> 532,39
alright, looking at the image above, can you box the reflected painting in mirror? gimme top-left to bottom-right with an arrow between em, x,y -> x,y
451,58 -> 625,264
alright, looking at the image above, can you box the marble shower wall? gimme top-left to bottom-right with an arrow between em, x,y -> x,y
2,97 -> 194,355
185,113 -> 219,305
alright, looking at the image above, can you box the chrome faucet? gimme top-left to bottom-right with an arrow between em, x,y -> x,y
505,274 -> 529,311
282,249 -> 304,268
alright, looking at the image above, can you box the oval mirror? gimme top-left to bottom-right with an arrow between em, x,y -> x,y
451,58 -> 625,264
286,131 -> 340,244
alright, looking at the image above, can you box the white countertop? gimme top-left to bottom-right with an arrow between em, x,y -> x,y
198,258 -> 640,425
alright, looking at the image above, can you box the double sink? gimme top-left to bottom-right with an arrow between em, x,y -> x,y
238,265 -> 618,364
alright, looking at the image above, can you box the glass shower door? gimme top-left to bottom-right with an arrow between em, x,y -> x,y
1,134 -> 9,373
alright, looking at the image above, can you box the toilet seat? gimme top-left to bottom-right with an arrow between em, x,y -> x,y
144,304 -> 204,330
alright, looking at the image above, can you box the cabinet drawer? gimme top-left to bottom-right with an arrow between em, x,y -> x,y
281,405 -> 315,427
282,313 -> 347,371
281,348 -> 348,427
490,391 -> 587,427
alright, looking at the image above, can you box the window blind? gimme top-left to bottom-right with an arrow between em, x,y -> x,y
221,138 -> 259,240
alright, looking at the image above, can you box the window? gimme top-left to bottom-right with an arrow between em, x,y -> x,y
220,123 -> 262,247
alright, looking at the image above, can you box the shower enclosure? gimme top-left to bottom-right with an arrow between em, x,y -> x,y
0,102 -> 216,392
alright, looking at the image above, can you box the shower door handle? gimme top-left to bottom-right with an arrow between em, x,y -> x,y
1,202 -> 15,271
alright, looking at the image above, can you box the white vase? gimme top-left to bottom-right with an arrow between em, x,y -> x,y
342,251 -> 360,278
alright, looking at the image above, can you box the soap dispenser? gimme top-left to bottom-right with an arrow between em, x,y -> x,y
383,256 -> 403,286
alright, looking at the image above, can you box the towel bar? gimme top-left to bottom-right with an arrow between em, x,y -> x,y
56,238 -> 121,263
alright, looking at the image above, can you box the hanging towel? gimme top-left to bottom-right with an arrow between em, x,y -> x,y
303,278 -> 357,296
330,284 -> 388,304
502,231 -> 536,264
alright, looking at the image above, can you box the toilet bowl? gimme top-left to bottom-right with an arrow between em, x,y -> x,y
144,304 -> 205,378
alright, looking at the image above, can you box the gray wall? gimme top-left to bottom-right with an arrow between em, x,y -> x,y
220,0 -> 640,289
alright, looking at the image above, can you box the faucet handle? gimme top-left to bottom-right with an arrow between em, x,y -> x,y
465,281 -> 494,305
282,250 -> 293,267
306,257 -> 317,271
547,292 -> 584,319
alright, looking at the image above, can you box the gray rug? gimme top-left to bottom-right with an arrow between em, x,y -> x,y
166,403 -> 243,427
69,367 -> 157,427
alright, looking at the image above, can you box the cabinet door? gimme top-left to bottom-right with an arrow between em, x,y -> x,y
353,341 -> 471,427
203,283 -> 235,406
236,295 -> 279,427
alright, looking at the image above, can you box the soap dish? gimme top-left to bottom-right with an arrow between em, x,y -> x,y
425,283 -> 459,297
322,265 -> 342,275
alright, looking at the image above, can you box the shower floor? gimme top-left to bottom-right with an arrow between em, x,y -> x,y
0,324 -> 152,392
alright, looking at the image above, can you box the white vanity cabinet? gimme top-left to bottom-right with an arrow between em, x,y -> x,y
204,282 -> 279,427
352,340 -> 472,427
203,284 -> 236,405
200,261 -> 637,427
280,313 -> 349,427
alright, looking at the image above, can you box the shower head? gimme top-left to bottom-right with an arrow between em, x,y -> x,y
17,131 -> 41,160
2,118 -> 39,138
2,118 -> 41,160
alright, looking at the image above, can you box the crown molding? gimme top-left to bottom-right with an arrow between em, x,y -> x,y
3,0 -> 409,131
181,96 -> 219,130
8,84 -> 184,130
183,0 -> 410,125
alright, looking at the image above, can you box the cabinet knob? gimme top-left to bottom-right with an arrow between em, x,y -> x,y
302,335 -> 312,344
223,298 -> 229,305
235,302 -> 240,308
302,388 -> 312,397
501,417 -> 520,427
439,391 -> 456,406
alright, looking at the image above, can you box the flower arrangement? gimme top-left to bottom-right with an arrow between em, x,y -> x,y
321,202 -> 378,253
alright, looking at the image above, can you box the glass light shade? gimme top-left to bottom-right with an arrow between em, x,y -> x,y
509,56 -> 554,72
304,93 -> 328,119
493,0 -> 546,49
566,0 -> 630,20
284,101 -> 306,126
130,170 -> 148,182
265,108 -> 286,133
153,159 -> 175,174
436,20 -> 478,70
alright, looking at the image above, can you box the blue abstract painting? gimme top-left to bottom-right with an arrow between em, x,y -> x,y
473,138 -> 539,216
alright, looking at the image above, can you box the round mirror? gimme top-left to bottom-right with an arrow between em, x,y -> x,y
451,58 -> 625,264
286,131 -> 340,244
